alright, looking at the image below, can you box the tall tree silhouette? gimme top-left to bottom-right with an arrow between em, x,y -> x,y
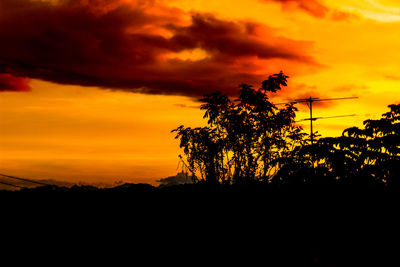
172,72 -> 305,184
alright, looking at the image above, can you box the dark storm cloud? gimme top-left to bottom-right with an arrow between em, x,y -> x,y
0,73 -> 30,92
0,0 -> 318,96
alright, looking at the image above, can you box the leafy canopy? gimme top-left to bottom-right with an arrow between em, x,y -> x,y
172,72 -> 305,184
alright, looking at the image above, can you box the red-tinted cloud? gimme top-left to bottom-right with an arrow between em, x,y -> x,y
0,73 -> 30,92
273,0 -> 329,18
0,0 -> 318,97
293,91 -> 336,108
278,83 -> 335,108
265,0 -> 356,20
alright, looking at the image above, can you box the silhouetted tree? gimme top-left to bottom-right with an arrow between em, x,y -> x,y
172,72 -> 305,184
270,128 -> 331,185
306,104 -> 400,186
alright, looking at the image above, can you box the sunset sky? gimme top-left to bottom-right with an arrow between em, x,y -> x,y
1,0 -> 400,185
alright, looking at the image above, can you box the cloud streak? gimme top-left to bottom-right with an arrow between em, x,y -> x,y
0,0 -> 318,96
264,0 -> 356,20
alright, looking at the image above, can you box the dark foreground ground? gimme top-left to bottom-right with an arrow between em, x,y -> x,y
1,183 -> 399,266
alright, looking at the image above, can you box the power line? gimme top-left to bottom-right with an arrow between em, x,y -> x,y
0,180 -> 24,189
304,97 -> 358,102
0,173 -> 53,186
275,96 -> 359,165
275,96 -> 358,144
296,114 -> 356,122
294,97 -> 358,145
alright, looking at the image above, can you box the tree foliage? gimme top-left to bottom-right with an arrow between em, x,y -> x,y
172,72 -> 305,184
315,104 -> 400,186
173,72 -> 400,187
271,103 -> 400,186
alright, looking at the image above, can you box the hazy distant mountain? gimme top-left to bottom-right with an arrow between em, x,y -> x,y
0,175 -> 115,191
157,172 -> 194,187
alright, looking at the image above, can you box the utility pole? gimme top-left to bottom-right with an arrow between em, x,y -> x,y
292,96 -> 358,145
308,97 -> 314,146
275,96 -> 358,166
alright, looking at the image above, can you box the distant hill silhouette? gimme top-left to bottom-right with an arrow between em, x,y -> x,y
0,176 -> 118,191
157,171 -> 194,187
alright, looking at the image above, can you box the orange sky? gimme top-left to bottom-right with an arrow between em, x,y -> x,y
1,0 -> 400,185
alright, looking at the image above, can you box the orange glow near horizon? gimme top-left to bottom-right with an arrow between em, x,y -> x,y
0,80 -> 206,185
1,0 -> 400,186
